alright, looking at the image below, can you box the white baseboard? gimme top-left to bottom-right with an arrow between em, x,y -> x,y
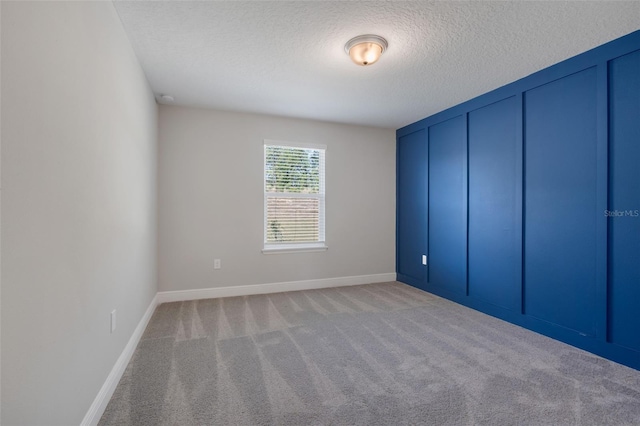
157,273 -> 397,304
81,294 -> 158,426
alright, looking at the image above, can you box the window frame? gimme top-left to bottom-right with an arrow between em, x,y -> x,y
262,140 -> 327,254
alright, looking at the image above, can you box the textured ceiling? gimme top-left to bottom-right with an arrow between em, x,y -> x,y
113,1 -> 640,129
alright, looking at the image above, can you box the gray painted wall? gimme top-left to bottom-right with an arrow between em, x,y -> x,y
158,105 -> 396,292
1,2 -> 157,424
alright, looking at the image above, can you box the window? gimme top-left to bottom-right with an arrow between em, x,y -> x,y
263,140 -> 326,253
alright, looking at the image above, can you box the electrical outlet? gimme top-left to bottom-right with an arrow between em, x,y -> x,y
110,309 -> 117,333
214,259 -> 221,269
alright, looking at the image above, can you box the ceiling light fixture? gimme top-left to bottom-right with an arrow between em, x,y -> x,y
344,34 -> 388,66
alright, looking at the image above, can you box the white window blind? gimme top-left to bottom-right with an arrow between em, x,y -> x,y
264,141 -> 326,252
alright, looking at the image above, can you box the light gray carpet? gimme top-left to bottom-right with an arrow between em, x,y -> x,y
99,282 -> 640,425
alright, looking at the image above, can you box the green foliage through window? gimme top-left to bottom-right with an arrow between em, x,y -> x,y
265,146 -> 320,193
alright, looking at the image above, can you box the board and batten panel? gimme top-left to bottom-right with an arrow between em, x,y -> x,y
428,116 -> 467,294
397,129 -> 428,286
608,50 -> 640,352
468,97 -> 522,311
524,68 -> 598,336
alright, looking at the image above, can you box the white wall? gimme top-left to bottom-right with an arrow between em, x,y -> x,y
1,2 -> 157,424
159,106 -> 395,292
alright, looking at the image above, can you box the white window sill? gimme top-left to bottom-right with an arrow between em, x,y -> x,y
262,244 -> 328,254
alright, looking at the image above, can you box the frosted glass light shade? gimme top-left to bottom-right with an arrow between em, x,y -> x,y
344,35 -> 388,66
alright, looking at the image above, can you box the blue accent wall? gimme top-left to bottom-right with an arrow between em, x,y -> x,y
397,129 -> 428,290
468,97 -> 522,312
524,68 -> 599,336
428,116 -> 467,295
608,50 -> 640,353
396,30 -> 640,370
